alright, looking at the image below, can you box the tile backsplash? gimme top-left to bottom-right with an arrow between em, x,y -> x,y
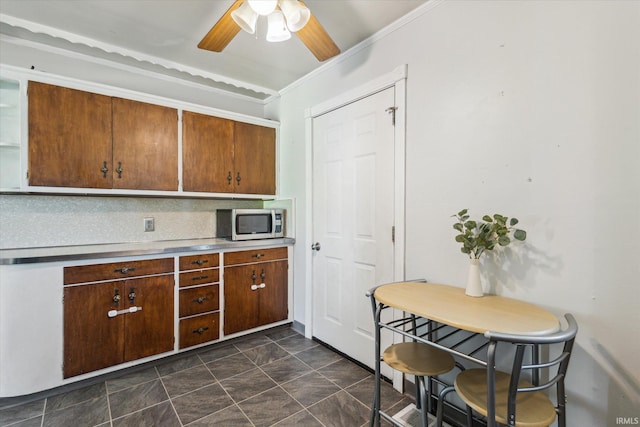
0,194 -> 262,249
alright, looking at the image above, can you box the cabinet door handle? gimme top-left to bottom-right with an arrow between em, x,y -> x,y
101,161 -> 109,178
115,161 -> 123,178
261,268 -> 266,281
128,288 -> 136,304
114,267 -> 136,274
192,296 -> 209,304
192,259 -> 209,266
227,171 -> 232,185
112,289 -> 120,306
193,327 -> 209,335
236,172 -> 241,185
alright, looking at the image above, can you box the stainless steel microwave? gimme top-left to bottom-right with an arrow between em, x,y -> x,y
216,209 -> 284,240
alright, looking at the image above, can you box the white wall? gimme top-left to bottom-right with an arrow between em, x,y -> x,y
273,1 -> 640,425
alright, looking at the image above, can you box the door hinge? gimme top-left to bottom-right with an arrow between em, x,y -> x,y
385,106 -> 398,126
392,226 -> 395,243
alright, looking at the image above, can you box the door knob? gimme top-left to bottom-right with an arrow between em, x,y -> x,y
311,242 -> 321,251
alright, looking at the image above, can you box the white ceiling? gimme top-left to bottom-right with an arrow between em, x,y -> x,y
0,0 -> 429,101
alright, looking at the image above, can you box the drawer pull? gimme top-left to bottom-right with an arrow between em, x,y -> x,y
192,275 -> 209,281
251,283 -> 266,291
193,327 -> 209,335
252,253 -> 265,259
192,259 -> 209,266
192,296 -> 209,304
114,267 -> 136,274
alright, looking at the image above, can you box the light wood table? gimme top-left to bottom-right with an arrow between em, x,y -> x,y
374,281 -> 559,335
369,281 -> 560,427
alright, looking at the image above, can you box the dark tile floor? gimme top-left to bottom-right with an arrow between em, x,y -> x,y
0,326 -> 413,427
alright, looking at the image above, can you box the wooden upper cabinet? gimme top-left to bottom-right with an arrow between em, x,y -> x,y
182,111 -> 234,193
234,122 -> 276,195
182,110 -> 276,195
112,98 -> 178,191
28,81 -> 178,191
28,81 -> 113,188
27,81 -> 273,195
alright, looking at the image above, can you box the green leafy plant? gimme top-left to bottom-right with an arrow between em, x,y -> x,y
452,209 -> 527,259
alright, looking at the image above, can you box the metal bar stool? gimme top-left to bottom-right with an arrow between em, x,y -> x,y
383,340 -> 458,427
453,313 -> 578,427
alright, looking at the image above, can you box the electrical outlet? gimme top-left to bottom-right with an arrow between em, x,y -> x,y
144,217 -> 155,232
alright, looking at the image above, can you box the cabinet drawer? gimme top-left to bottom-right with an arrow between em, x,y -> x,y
179,285 -> 219,317
179,253 -> 219,271
224,247 -> 288,266
64,258 -> 174,285
179,269 -> 219,287
179,313 -> 219,349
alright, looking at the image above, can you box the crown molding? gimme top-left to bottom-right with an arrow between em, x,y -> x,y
0,13 -> 278,102
278,0 -> 445,98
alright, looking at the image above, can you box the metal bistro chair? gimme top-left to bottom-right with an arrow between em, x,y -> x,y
368,281 -> 460,427
454,313 -> 578,427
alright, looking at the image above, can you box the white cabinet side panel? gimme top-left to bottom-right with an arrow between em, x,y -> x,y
0,264 -> 63,396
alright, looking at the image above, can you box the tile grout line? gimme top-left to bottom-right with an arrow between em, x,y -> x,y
155,365 -> 185,427
104,379 -> 113,427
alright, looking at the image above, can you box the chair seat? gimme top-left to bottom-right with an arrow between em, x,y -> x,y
382,342 -> 455,376
454,369 -> 557,427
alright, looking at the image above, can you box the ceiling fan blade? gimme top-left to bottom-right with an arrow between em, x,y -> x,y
295,3 -> 340,61
198,0 -> 243,52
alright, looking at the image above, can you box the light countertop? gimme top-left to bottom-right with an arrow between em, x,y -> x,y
0,237 -> 295,265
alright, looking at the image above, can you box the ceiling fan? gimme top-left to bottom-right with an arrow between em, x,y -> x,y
198,0 -> 340,61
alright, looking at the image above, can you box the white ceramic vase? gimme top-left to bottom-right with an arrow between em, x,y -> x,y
465,258 -> 484,297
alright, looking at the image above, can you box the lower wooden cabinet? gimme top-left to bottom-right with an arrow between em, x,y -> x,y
179,312 -> 220,349
61,248 -> 288,377
224,247 -> 288,335
63,258 -> 174,378
178,253 -> 221,349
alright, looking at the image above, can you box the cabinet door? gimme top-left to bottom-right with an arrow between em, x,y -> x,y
182,111 -> 234,193
63,282 -> 125,378
112,98 -> 178,190
28,81 -> 112,188
258,260 -> 288,326
223,263 -> 260,335
123,275 -> 174,361
234,122 -> 276,195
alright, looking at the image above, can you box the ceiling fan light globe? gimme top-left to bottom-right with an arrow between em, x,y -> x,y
231,1 -> 258,34
279,0 -> 311,32
248,0 -> 278,16
266,10 -> 291,42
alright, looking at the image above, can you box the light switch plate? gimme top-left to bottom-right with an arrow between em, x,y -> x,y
144,217 -> 155,232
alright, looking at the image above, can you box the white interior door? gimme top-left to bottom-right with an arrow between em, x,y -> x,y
311,87 -> 396,372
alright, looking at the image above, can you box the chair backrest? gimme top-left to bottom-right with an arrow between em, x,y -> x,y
485,313 -> 578,426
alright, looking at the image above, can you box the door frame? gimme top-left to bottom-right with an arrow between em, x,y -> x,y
304,65 -> 408,386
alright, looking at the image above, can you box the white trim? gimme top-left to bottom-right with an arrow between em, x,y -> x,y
279,0 -> 444,97
0,15 -> 278,101
0,64 -> 276,127
304,65 -> 408,368
304,107 -> 314,339
309,65 -> 407,118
